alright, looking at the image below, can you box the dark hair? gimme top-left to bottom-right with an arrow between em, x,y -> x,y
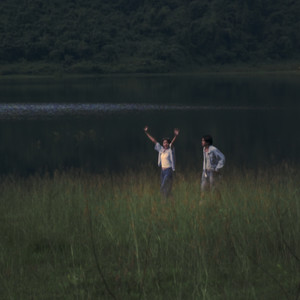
202,135 -> 213,145
162,137 -> 171,144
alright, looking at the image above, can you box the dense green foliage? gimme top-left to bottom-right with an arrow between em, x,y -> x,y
0,0 -> 300,73
1,167 -> 299,299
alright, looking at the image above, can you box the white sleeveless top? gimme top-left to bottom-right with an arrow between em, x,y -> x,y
160,150 -> 172,169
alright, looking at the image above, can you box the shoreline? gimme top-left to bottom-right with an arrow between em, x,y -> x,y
1,60 -> 300,79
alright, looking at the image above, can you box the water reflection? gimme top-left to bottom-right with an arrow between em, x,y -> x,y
0,75 -> 299,174
0,103 -> 289,120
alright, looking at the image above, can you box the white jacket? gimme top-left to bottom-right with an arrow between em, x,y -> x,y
203,145 -> 225,171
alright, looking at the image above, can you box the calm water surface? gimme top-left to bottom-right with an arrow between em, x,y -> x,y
0,74 -> 299,174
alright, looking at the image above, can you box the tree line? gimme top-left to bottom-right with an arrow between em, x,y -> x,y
0,0 -> 299,73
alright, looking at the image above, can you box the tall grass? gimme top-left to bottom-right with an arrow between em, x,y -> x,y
0,166 -> 299,299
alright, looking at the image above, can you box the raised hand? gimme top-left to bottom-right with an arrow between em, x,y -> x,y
174,128 -> 180,136
144,126 -> 157,144
170,128 -> 179,146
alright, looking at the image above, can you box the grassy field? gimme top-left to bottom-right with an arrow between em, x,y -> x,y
0,166 -> 299,299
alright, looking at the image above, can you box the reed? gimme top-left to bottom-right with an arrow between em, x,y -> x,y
0,166 -> 299,299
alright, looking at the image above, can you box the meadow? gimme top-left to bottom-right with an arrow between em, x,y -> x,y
0,165 -> 299,300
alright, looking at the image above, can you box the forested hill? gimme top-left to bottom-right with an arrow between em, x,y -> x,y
1,0 -> 300,73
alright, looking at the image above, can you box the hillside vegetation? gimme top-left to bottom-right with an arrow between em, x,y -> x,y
1,0 -> 300,73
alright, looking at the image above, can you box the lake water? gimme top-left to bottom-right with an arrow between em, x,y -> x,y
0,74 -> 299,175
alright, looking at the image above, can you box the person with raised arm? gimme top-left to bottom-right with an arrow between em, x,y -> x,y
144,126 -> 179,198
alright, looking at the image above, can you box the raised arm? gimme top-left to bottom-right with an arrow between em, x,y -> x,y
170,128 -> 179,147
144,126 -> 157,144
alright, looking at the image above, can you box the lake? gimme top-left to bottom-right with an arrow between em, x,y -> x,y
0,73 -> 299,175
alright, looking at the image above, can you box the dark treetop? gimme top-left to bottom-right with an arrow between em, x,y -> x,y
1,0 -> 300,74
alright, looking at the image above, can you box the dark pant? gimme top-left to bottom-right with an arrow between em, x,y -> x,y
160,168 -> 173,198
201,170 -> 220,192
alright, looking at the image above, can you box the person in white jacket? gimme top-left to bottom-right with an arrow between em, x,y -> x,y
201,134 -> 225,197
144,126 -> 179,198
